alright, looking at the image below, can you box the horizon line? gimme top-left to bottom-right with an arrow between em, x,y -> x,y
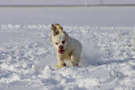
0,4 -> 135,8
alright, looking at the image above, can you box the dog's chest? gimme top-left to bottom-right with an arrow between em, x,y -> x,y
63,49 -> 73,59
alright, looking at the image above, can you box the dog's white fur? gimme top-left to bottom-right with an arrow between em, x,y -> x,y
50,23 -> 82,69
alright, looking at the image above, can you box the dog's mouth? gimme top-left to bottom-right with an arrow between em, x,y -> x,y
59,50 -> 65,54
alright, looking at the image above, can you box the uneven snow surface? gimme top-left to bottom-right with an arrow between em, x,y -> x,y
0,25 -> 135,90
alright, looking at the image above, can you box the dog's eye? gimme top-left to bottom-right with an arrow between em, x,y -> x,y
62,41 -> 65,44
55,43 -> 58,45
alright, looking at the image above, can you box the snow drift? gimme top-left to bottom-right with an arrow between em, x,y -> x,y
0,25 -> 135,90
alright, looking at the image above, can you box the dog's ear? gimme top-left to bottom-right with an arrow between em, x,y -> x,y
51,24 -> 57,36
55,23 -> 64,34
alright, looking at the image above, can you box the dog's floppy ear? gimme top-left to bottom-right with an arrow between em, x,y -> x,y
51,24 -> 57,36
55,23 -> 64,34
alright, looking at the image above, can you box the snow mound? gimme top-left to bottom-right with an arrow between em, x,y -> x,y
0,25 -> 135,90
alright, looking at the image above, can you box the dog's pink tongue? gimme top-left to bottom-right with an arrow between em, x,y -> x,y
61,51 -> 63,54
62,51 -> 64,53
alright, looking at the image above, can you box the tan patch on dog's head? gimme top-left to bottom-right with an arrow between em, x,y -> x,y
55,23 -> 63,34
55,25 -> 63,30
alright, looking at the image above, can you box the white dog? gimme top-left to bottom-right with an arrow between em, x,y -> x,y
50,24 -> 82,69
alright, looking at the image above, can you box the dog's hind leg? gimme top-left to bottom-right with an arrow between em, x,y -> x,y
71,55 -> 80,66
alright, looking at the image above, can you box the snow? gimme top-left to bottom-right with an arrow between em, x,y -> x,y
0,6 -> 135,90
0,24 -> 135,90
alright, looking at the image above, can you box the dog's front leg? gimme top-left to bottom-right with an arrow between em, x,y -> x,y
56,56 -> 66,69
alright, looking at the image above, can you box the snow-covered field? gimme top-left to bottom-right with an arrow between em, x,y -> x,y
0,25 -> 135,90
0,7 -> 135,90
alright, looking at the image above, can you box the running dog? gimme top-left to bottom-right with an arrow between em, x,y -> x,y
50,23 -> 82,69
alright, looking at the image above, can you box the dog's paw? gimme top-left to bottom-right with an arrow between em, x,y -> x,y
56,62 -> 66,69
56,64 -> 61,69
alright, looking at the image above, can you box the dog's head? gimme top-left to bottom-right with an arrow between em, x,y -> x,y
50,23 -> 68,54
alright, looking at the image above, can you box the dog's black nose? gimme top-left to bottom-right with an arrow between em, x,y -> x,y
59,45 -> 64,49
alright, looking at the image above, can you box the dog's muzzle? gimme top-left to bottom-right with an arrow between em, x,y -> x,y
59,45 -> 65,54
